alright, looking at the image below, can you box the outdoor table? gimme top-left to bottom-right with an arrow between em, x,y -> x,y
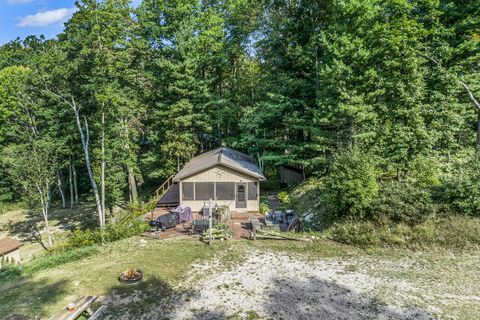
50,296 -> 98,320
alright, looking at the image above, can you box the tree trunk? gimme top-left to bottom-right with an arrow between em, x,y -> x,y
477,111 -> 480,149
43,205 -> 52,249
57,170 -> 66,209
74,109 -> 104,229
36,183 -> 52,249
69,160 -> 74,209
101,112 -> 106,226
47,186 -> 52,209
128,166 -> 137,203
73,162 -> 78,203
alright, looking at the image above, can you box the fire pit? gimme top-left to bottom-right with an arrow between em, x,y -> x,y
119,268 -> 143,285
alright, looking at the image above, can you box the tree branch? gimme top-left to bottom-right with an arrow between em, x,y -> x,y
43,86 -> 80,113
459,80 -> 480,112
421,53 -> 480,113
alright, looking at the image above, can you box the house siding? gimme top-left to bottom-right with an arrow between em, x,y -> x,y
179,165 -> 260,213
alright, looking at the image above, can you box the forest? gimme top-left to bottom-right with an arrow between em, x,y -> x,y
0,0 -> 479,248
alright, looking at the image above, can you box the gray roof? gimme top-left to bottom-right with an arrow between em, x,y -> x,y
173,147 -> 266,182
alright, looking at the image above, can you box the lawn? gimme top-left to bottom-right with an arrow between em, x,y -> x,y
1,236 -> 479,319
0,203 -> 98,260
0,237 -> 231,319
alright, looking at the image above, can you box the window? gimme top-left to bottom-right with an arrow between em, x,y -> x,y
195,182 -> 215,200
248,182 -> 258,200
182,182 -> 194,200
216,182 -> 235,200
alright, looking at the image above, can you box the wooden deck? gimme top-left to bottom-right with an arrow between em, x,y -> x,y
143,210 -> 261,240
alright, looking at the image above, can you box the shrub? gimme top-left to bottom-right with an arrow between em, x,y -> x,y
371,180 -> 436,225
260,202 -> 269,215
323,148 -> 378,219
326,216 -> 480,249
277,191 -> 290,207
290,179 -> 329,229
408,155 -> 441,187
439,152 -> 480,217
66,220 -> 149,249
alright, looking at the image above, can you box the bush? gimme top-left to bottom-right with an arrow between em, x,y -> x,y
290,179 -> 329,229
260,202 -> 269,215
323,148 -> 378,219
326,216 -> 480,249
371,180 -> 436,225
439,152 -> 480,217
66,220 -> 149,249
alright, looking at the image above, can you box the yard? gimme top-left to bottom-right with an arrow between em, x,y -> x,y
0,204 -> 98,260
0,236 -> 478,320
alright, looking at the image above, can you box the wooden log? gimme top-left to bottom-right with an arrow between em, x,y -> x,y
255,229 -> 310,241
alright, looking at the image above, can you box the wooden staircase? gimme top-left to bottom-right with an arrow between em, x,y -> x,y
155,174 -> 174,199
154,174 -> 180,208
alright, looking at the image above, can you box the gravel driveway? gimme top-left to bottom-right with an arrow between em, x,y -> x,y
159,249 -> 440,320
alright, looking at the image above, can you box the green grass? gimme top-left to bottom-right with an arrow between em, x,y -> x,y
0,245 -> 99,281
0,203 -> 98,259
1,235 -> 479,319
0,237 -> 231,318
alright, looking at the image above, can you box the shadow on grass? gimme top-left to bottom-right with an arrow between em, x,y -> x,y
99,276 -> 174,320
264,276 -> 435,320
4,203 -> 97,246
0,277 -> 69,319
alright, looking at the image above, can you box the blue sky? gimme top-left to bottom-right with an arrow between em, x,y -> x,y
0,0 -> 142,45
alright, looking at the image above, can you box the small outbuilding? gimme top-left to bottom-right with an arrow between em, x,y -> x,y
280,164 -> 304,186
0,236 -> 22,264
157,147 -> 266,214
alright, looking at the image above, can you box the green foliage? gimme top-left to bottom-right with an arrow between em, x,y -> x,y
0,0 -> 479,252
439,152 -> 480,216
259,202 -> 269,215
290,179 -> 326,227
323,149 -> 379,219
0,246 -> 99,281
66,220 -> 149,249
371,180 -> 437,225
327,216 -> 480,249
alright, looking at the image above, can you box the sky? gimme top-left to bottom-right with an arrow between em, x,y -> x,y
0,0 -> 142,45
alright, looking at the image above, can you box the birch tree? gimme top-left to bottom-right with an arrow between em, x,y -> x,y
3,140 -> 57,249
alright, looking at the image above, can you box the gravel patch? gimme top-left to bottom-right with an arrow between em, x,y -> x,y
158,249 -> 436,320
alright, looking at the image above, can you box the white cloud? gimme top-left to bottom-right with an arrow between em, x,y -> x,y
7,0 -> 36,4
17,7 -> 76,27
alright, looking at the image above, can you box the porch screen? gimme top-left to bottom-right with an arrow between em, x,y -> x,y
215,182 -> 235,200
248,182 -> 258,200
182,182 -> 194,200
195,182 -> 215,200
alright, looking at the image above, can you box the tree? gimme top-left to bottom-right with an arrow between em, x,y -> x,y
3,140 -> 58,248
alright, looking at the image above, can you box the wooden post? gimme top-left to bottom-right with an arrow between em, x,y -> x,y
209,198 -> 213,246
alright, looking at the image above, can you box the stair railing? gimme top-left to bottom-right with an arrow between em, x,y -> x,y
144,174 -> 176,220
155,174 -> 175,200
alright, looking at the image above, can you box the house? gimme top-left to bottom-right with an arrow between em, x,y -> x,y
0,236 -> 22,265
156,147 -> 266,213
